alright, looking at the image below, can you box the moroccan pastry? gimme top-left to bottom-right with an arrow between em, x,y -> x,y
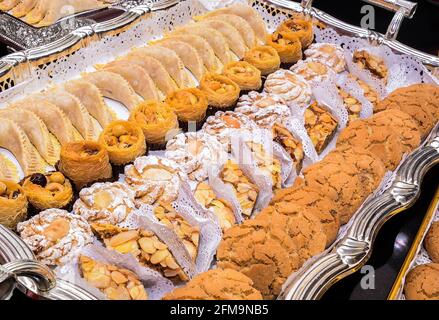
246,141 -> 282,190
304,43 -> 346,73
165,88 -> 208,125
304,102 -> 339,154
58,141 -> 113,189
98,120 -> 147,166
129,100 -> 179,147
264,69 -> 312,109
243,45 -> 281,75
73,182 -> 136,225
124,156 -> 185,206
11,0 -> 37,17
165,132 -> 228,182
194,182 -> 236,231
404,263 -> 439,300
220,160 -> 259,218
92,223 -> 188,280
0,0 -> 20,11
425,221 -> 439,263
290,59 -> 332,83
0,154 -> 15,182
337,86 -> 363,122
272,123 -> 304,174
277,17 -> 314,49
79,255 -> 148,300
348,74 -> 380,107
199,73 -> 240,109
17,209 -> 93,266
163,268 -> 263,300
266,30 -> 302,64
0,180 -> 28,229
353,49 -> 388,83
21,172 -> 73,211
223,61 -> 262,91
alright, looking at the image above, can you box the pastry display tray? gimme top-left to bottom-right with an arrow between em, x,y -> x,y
0,0 -> 438,300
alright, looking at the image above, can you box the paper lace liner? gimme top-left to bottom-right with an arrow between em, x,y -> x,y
55,242 -> 174,300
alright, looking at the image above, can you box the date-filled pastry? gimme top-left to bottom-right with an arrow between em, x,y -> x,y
304,43 -> 346,73
199,73 -> 240,109
353,50 -> 388,83
266,30 -> 302,64
165,88 -> 208,126
129,101 -> 179,148
222,61 -> 262,91
277,17 -> 314,49
290,59 -> 332,83
17,209 -> 93,266
79,255 -> 148,300
99,120 -> 147,166
58,141 -> 113,190
73,182 -> 136,225
0,180 -> 28,229
21,172 -> 73,211
244,45 -> 281,76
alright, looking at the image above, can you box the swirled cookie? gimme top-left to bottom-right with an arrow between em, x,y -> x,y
404,263 -> 439,300
425,221 -> 439,263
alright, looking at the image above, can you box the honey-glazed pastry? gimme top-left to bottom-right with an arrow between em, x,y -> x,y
199,73 -> 240,109
165,132 -> 228,182
73,182 -> 136,225
277,17 -> 314,49
129,101 -> 180,148
222,61 -> 262,91
58,141 -> 113,190
17,209 -> 93,266
0,180 -> 28,229
163,268 -> 263,300
99,120 -> 146,166
304,43 -> 346,73
92,223 -> 188,281
165,88 -> 208,125
304,102 -> 339,154
79,255 -> 148,300
193,182 -> 236,231
425,221 -> 439,263
243,45 -> 281,75
264,69 -> 312,108
290,59 -> 332,83
266,30 -> 302,64
220,160 -> 259,218
348,74 -> 380,107
21,172 -> 73,211
124,156 -> 185,206
272,123 -> 304,174
337,86 -> 363,122
404,263 -> 439,300
352,50 -> 388,83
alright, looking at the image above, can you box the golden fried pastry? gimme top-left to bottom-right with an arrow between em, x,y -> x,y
246,142 -> 282,190
129,101 -> 179,147
79,255 -> 148,300
266,30 -> 302,64
165,88 -> 208,124
0,180 -> 28,229
199,73 -> 240,109
99,120 -> 147,166
337,86 -> 363,122
58,141 -> 113,190
272,123 -> 304,174
243,45 -> 281,75
17,209 -> 93,266
290,59 -> 331,83
404,263 -> 439,300
353,50 -> 388,83
21,172 -> 73,211
304,43 -> 346,73
277,17 -> 314,49
222,61 -> 262,91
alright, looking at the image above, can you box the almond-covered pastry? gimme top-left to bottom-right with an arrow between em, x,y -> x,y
92,223 -> 187,281
243,45 -> 281,75
21,172 -> 73,211
304,102 -> 339,154
353,50 -> 388,83
79,255 -> 148,300
304,43 -> 346,73
17,209 -> 93,266
165,88 -> 208,124
222,61 -> 262,91
0,180 -> 28,229
73,182 -> 136,225
220,160 -> 259,218
165,132 -> 228,182
349,74 -> 380,107
277,17 -> 314,49
290,59 -> 332,83
193,182 -> 236,231
199,73 -> 240,109
246,142 -> 282,190
337,86 -> 363,122
266,30 -> 302,64
99,120 -> 147,166
124,156 -> 185,206
264,69 -> 312,109
272,123 -> 304,173
129,101 -> 180,147
58,141 -> 113,190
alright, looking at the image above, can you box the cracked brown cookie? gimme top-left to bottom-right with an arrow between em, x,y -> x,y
216,218 -> 300,299
404,263 -> 439,300
374,83 -> 439,137
163,268 -> 263,300
425,221 -> 439,263
270,186 -> 340,247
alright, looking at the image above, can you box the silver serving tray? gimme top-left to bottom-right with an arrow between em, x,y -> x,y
0,0 -> 438,300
